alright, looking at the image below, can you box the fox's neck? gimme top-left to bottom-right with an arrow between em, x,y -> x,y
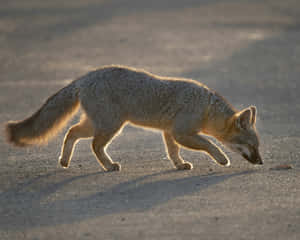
202,92 -> 236,139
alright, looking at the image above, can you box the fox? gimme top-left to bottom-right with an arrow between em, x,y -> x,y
5,65 -> 262,171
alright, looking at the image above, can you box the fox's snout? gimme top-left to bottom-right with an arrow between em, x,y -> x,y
242,151 -> 263,165
227,143 -> 263,165
241,146 -> 263,165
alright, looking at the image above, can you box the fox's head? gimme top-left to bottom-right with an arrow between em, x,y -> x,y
223,106 -> 263,165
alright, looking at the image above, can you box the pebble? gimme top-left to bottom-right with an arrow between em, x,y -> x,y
269,164 -> 292,171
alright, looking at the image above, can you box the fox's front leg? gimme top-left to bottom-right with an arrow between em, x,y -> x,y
172,132 -> 230,166
163,132 -> 193,170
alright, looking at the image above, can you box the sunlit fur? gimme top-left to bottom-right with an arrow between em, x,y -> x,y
5,84 -> 80,146
5,65 -> 262,171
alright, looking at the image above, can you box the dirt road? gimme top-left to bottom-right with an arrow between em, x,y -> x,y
1,1 -> 299,239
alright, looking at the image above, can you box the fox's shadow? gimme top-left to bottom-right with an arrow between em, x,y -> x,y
0,168 -> 253,230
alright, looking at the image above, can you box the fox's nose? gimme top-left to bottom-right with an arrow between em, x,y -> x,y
253,150 -> 263,165
251,158 -> 263,165
255,154 -> 263,165
256,159 -> 263,165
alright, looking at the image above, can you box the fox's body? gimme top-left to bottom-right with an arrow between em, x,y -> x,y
6,65 -> 262,171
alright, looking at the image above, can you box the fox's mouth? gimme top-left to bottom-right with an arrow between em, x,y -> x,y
242,153 -> 263,165
227,143 -> 263,165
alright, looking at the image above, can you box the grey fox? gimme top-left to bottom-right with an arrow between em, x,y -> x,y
5,65 -> 262,171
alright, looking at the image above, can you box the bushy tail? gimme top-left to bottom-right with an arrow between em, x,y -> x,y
5,82 -> 80,147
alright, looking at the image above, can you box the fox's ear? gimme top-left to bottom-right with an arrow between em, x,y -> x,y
250,105 -> 257,125
235,108 -> 252,130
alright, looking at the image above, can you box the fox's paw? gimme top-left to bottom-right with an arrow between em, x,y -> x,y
106,162 -> 121,172
176,162 -> 193,170
216,155 -> 230,167
59,157 -> 69,169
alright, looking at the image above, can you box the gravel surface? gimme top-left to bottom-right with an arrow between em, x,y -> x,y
1,1 -> 299,239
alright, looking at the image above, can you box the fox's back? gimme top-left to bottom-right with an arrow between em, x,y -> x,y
77,66 -> 211,128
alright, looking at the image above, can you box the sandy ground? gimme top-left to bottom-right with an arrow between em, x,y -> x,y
0,1 -> 300,239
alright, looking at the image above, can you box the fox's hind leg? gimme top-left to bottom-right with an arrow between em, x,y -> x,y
91,125 -> 123,172
59,116 -> 94,168
89,112 -> 124,171
80,91 -> 124,171
163,132 -> 193,170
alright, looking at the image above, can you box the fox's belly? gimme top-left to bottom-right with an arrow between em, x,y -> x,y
127,112 -> 175,131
